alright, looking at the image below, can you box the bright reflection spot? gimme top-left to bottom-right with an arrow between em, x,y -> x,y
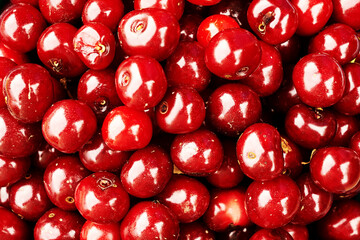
128,161 -> 145,183
339,43 -> 350,60
311,194 -> 320,212
134,212 -> 150,236
239,102 -> 249,119
108,115 -> 125,140
165,92 -> 183,124
213,202 -> 226,215
280,14 -> 289,35
280,197 -> 289,215
130,124 -> 140,141
73,120 -> 84,133
324,77 -> 335,97
294,113 -> 305,128
42,31 -> 61,51
4,14 -> 17,40
189,62 -> 199,78
303,62 -> 321,92
262,66 -> 273,85
206,23 -> 220,38
203,149 -> 211,164
50,169 -> 66,194
155,221 -> 164,233
258,190 -> 272,208
85,76 -> 100,94
242,132 -> 264,168
233,49 -> 243,65
218,93 -> 235,120
40,223 -> 60,239
15,185 -> 33,207
9,74 -> 26,103
47,108 -> 67,140
323,35 -> 337,51
308,123 -> 327,136
179,142 -> 198,163
22,23 -> 34,36
124,15 -> 156,47
149,168 -> 158,184
320,155 -> 336,176
349,216 -> 360,236
84,191 -> 101,211
166,190 -> 186,204
0,117 -> 6,139
214,39 -> 231,63
340,162 -> 350,184
158,27 -> 167,47
297,0 -> 309,13
176,57 -> 186,68
87,2 -> 101,21
87,227 -> 103,239
270,7 -> 281,29
186,103 -> 193,124
310,3 -> 324,24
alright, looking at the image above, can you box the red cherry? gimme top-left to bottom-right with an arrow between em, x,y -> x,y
186,0 -> 221,6
39,0 -> 87,24
281,224 -> 309,240
0,155 -> 30,187
275,35 -> 301,64
179,14 -> 203,42
0,206 -> 31,240
350,131 -> 360,156
11,0 -> 39,7
179,221 -> 215,240
330,112 -> 360,146
33,142 -> 64,170
281,136 -> 303,179
332,0 -> 360,31
0,186 -> 10,208
249,228 -> 293,240
0,57 -> 16,108
0,40 -> 29,65
80,221 -> 121,240
134,0 -> 185,20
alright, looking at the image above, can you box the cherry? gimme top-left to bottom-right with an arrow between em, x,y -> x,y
80,221 -> 121,240
120,201 -> 179,240
275,35 -> 301,64
82,0 -> 124,33
281,136 -> 303,179
102,106 -> 153,151
0,57 -> 16,108
11,0 -> 39,7
281,224 -> 309,240
34,207 -> 85,240
330,112 -> 360,146
246,175 -> 301,229
310,146 -> 360,194
0,206 -> 31,240
0,155 -> 31,187
115,55 -> 167,110
179,222 -> 215,240
332,0 -> 360,31
237,123 -> 284,181
120,145 -> 173,198
156,87 -> 205,134
186,0 -> 221,6
33,142 -> 64,170
37,23 -> 87,77
203,187 -> 251,232
9,171 -> 53,221
134,0 -> 185,20
75,172 -> 130,223
308,23 -> 360,65
206,83 -> 262,136
156,174 -> 210,223
0,4 -> 46,53
285,104 -> 337,149
39,0 -> 87,24
3,63 -> 54,123
249,228 -> 293,240
350,131 -> 360,156
179,14 -> 203,42
215,226 -> 256,240
0,186 -> 10,208
205,28 -> 261,80
165,41 -> 211,92
247,0 -> 298,45
0,40 -> 29,65
118,8 -> 180,61
42,99 -> 97,153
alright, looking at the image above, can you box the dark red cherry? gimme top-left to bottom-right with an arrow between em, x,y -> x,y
350,131 -> 360,156
0,206 -> 31,240
203,188 -> 251,232
187,0 -> 221,6
42,99 -> 97,153
115,55 -> 167,110
134,0 -> 185,20
33,142 -> 64,170
285,104 -> 337,149
4,63 -> 54,123
281,136 -> 303,179
82,0 -> 124,32
205,28 -> 261,80
118,8 -> 180,61
330,112 -> 360,146
0,40 -> 29,65
11,0 -> 39,6
156,175 -> 210,223
121,145 -> 172,198
0,186 -> 10,208
237,123 -> 284,181
179,221 -> 215,240
0,4 -> 46,53
291,173 -> 333,225
34,207 -> 85,240
310,146 -> 360,194
0,107 -> 42,158
317,200 -> 360,240
80,131 -> 130,173
332,0 -> 360,31
275,35 -> 301,64
246,175 -> 301,229
179,14 -> 203,42
81,221 -> 121,240
75,172 -> 130,223
249,228 -> 293,240
281,224 -> 309,240
37,23 -> 87,77
39,0 -> 87,24
102,106 -> 153,151
165,41 -> 211,92
44,156 -> 90,211
9,171 -> 53,221
215,226 -> 256,240
207,83 -> 262,136
0,57 -> 16,108
247,0 -> 298,45
120,201 -> 179,240
156,87 -> 205,134
293,53 -> 345,108
0,155 -> 30,187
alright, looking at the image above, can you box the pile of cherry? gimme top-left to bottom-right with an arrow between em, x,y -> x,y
0,0 -> 360,239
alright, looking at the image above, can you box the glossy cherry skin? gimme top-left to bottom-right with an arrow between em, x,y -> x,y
281,224 -> 309,240
285,104 -> 337,149
75,172 -> 130,223
0,40 -> 29,65
281,136 -> 303,179
247,0 -> 298,45
179,221 -> 215,240
37,23 -> 87,77
207,83 -> 262,136
206,139 -> 244,188
330,112 -> 360,146
309,24 -> 360,65
44,156 -> 90,211
156,174 -> 210,223
0,186 -> 10,208
242,41 -> 283,97
237,123 -> 284,181
165,41 -> 211,92
246,175 -> 301,229
42,99 -> 97,154
293,53 -> 345,108
0,4 -> 46,53
317,200 -> 360,240
203,188 -> 251,232
187,0 -> 221,6
82,0 -> 124,32
120,201 -> 179,240
0,57 -> 16,108
33,141 -> 64,170
0,107 -> 43,158
350,131 -> 360,156
0,155 -> 30,187
156,87 -> 205,134
291,0 -> 333,36
34,207 -> 85,240
121,145 -> 172,198
205,28 -> 261,80
249,228 -> 293,240
179,14 -> 203,41
4,63 -> 54,123
39,0 -> 87,24
81,221 -> 121,240
310,147 -> 360,194
11,0 -> 39,6
9,171 -> 53,221
291,173 -> 333,225
275,35 -> 301,64
102,106 -> 153,151
118,8 -> 180,61
0,206 -> 30,240
215,226 -> 256,240
134,0 -> 184,20
115,55 -> 167,110
332,0 -> 360,31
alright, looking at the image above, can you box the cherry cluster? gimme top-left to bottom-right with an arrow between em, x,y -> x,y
0,0 -> 360,239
